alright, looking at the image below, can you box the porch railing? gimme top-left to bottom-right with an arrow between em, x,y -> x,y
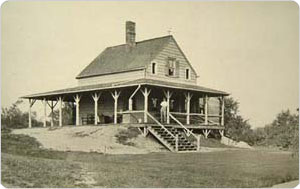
170,112 -> 221,125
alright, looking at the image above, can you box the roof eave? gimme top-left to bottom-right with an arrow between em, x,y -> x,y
76,67 -> 145,79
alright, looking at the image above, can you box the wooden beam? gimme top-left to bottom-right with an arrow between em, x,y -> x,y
58,97 -> 63,127
204,95 -> 209,125
28,99 -> 32,128
43,98 -> 47,127
197,135 -> 201,151
219,130 -> 224,137
73,94 -> 81,126
28,99 -> 37,128
111,90 -> 121,124
221,96 -> 225,126
143,127 -> 149,137
92,92 -> 101,125
202,129 -> 211,139
50,101 -> 54,127
175,134 -> 179,152
184,92 -> 193,125
129,85 -> 141,111
163,90 -> 173,124
141,87 -> 151,123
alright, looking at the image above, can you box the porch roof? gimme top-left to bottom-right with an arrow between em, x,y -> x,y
21,78 -> 229,100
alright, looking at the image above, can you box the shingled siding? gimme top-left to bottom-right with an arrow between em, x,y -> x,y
77,70 -> 145,86
145,38 -> 197,84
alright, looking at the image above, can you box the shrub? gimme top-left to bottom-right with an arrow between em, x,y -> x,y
115,127 -> 140,146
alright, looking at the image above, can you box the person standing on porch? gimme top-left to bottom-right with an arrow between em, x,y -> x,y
160,98 -> 168,123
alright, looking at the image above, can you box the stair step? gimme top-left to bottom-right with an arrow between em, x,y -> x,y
149,124 -> 198,153
178,148 -> 197,151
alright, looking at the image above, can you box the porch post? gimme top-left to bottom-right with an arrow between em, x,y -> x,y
164,90 -> 173,124
203,129 -> 211,139
28,99 -> 36,128
219,130 -> 224,137
46,100 -> 58,127
58,97 -> 63,127
111,90 -> 121,124
129,85 -> 141,111
43,98 -> 47,127
185,92 -> 192,125
92,92 -> 101,125
141,87 -> 151,123
28,99 -> 32,128
74,94 -> 81,126
204,95 -> 209,125
50,101 -> 54,127
221,96 -> 225,126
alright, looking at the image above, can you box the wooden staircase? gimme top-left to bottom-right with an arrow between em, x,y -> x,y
148,126 -> 198,152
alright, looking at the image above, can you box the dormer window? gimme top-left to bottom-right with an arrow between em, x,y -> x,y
166,58 -> 179,77
151,62 -> 156,74
185,68 -> 190,80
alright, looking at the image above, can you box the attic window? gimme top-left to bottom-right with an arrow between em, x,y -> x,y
151,62 -> 156,74
166,58 -> 179,77
185,68 -> 190,80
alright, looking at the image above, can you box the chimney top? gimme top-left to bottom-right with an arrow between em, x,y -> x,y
126,21 -> 136,47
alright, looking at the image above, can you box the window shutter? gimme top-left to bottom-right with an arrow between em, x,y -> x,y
175,60 -> 180,77
165,58 -> 169,76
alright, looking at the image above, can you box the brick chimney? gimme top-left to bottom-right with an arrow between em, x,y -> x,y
126,21 -> 136,47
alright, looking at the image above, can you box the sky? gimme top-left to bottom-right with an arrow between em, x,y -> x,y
1,1 -> 298,128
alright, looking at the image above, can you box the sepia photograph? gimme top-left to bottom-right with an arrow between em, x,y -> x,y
1,1 -> 299,188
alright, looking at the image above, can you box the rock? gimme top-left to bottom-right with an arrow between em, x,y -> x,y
221,136 -> 253,149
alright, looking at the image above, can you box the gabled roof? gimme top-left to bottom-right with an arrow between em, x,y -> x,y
76,35 -> 173,79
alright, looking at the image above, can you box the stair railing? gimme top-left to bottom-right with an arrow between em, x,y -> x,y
146,111 -> 176,139
169,113 -> 200,151
146,111 -> 179,151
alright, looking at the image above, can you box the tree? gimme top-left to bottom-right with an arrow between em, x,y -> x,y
1,100 -> 42,129
223,97 -> 255,145
263,110 -> 298,150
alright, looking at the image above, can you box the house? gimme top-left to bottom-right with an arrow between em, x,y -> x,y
22,21 -> 229,152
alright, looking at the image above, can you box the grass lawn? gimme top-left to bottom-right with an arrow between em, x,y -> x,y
1,131 -> 299,188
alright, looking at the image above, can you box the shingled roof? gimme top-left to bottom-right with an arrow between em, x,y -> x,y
76,35 -> 173,79
22,78 -> 229,100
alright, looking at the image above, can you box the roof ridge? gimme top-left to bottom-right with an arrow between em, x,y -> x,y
136,35 -> 173,44
106,35 -> 173,49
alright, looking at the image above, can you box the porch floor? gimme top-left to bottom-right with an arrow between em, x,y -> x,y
122,123 -> 224,130
62,123 -> 224,130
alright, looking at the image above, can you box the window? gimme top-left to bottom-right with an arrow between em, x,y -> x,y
199,98 -> 204,113
170,99 -> 175,111
151,62 -> 156,74
167,58 -> 176,76
152,98 -> 158,108
185,68 -> 190,80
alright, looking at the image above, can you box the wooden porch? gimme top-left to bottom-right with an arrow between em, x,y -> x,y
23,79 -> 228,138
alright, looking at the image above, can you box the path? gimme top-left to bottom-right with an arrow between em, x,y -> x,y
272,180 -> 299,188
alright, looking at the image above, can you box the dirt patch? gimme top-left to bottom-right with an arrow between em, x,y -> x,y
12,126 -> 164,154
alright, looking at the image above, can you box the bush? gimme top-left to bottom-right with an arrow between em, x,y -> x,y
1,100 -> 43,129
115,127 -> 140,146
